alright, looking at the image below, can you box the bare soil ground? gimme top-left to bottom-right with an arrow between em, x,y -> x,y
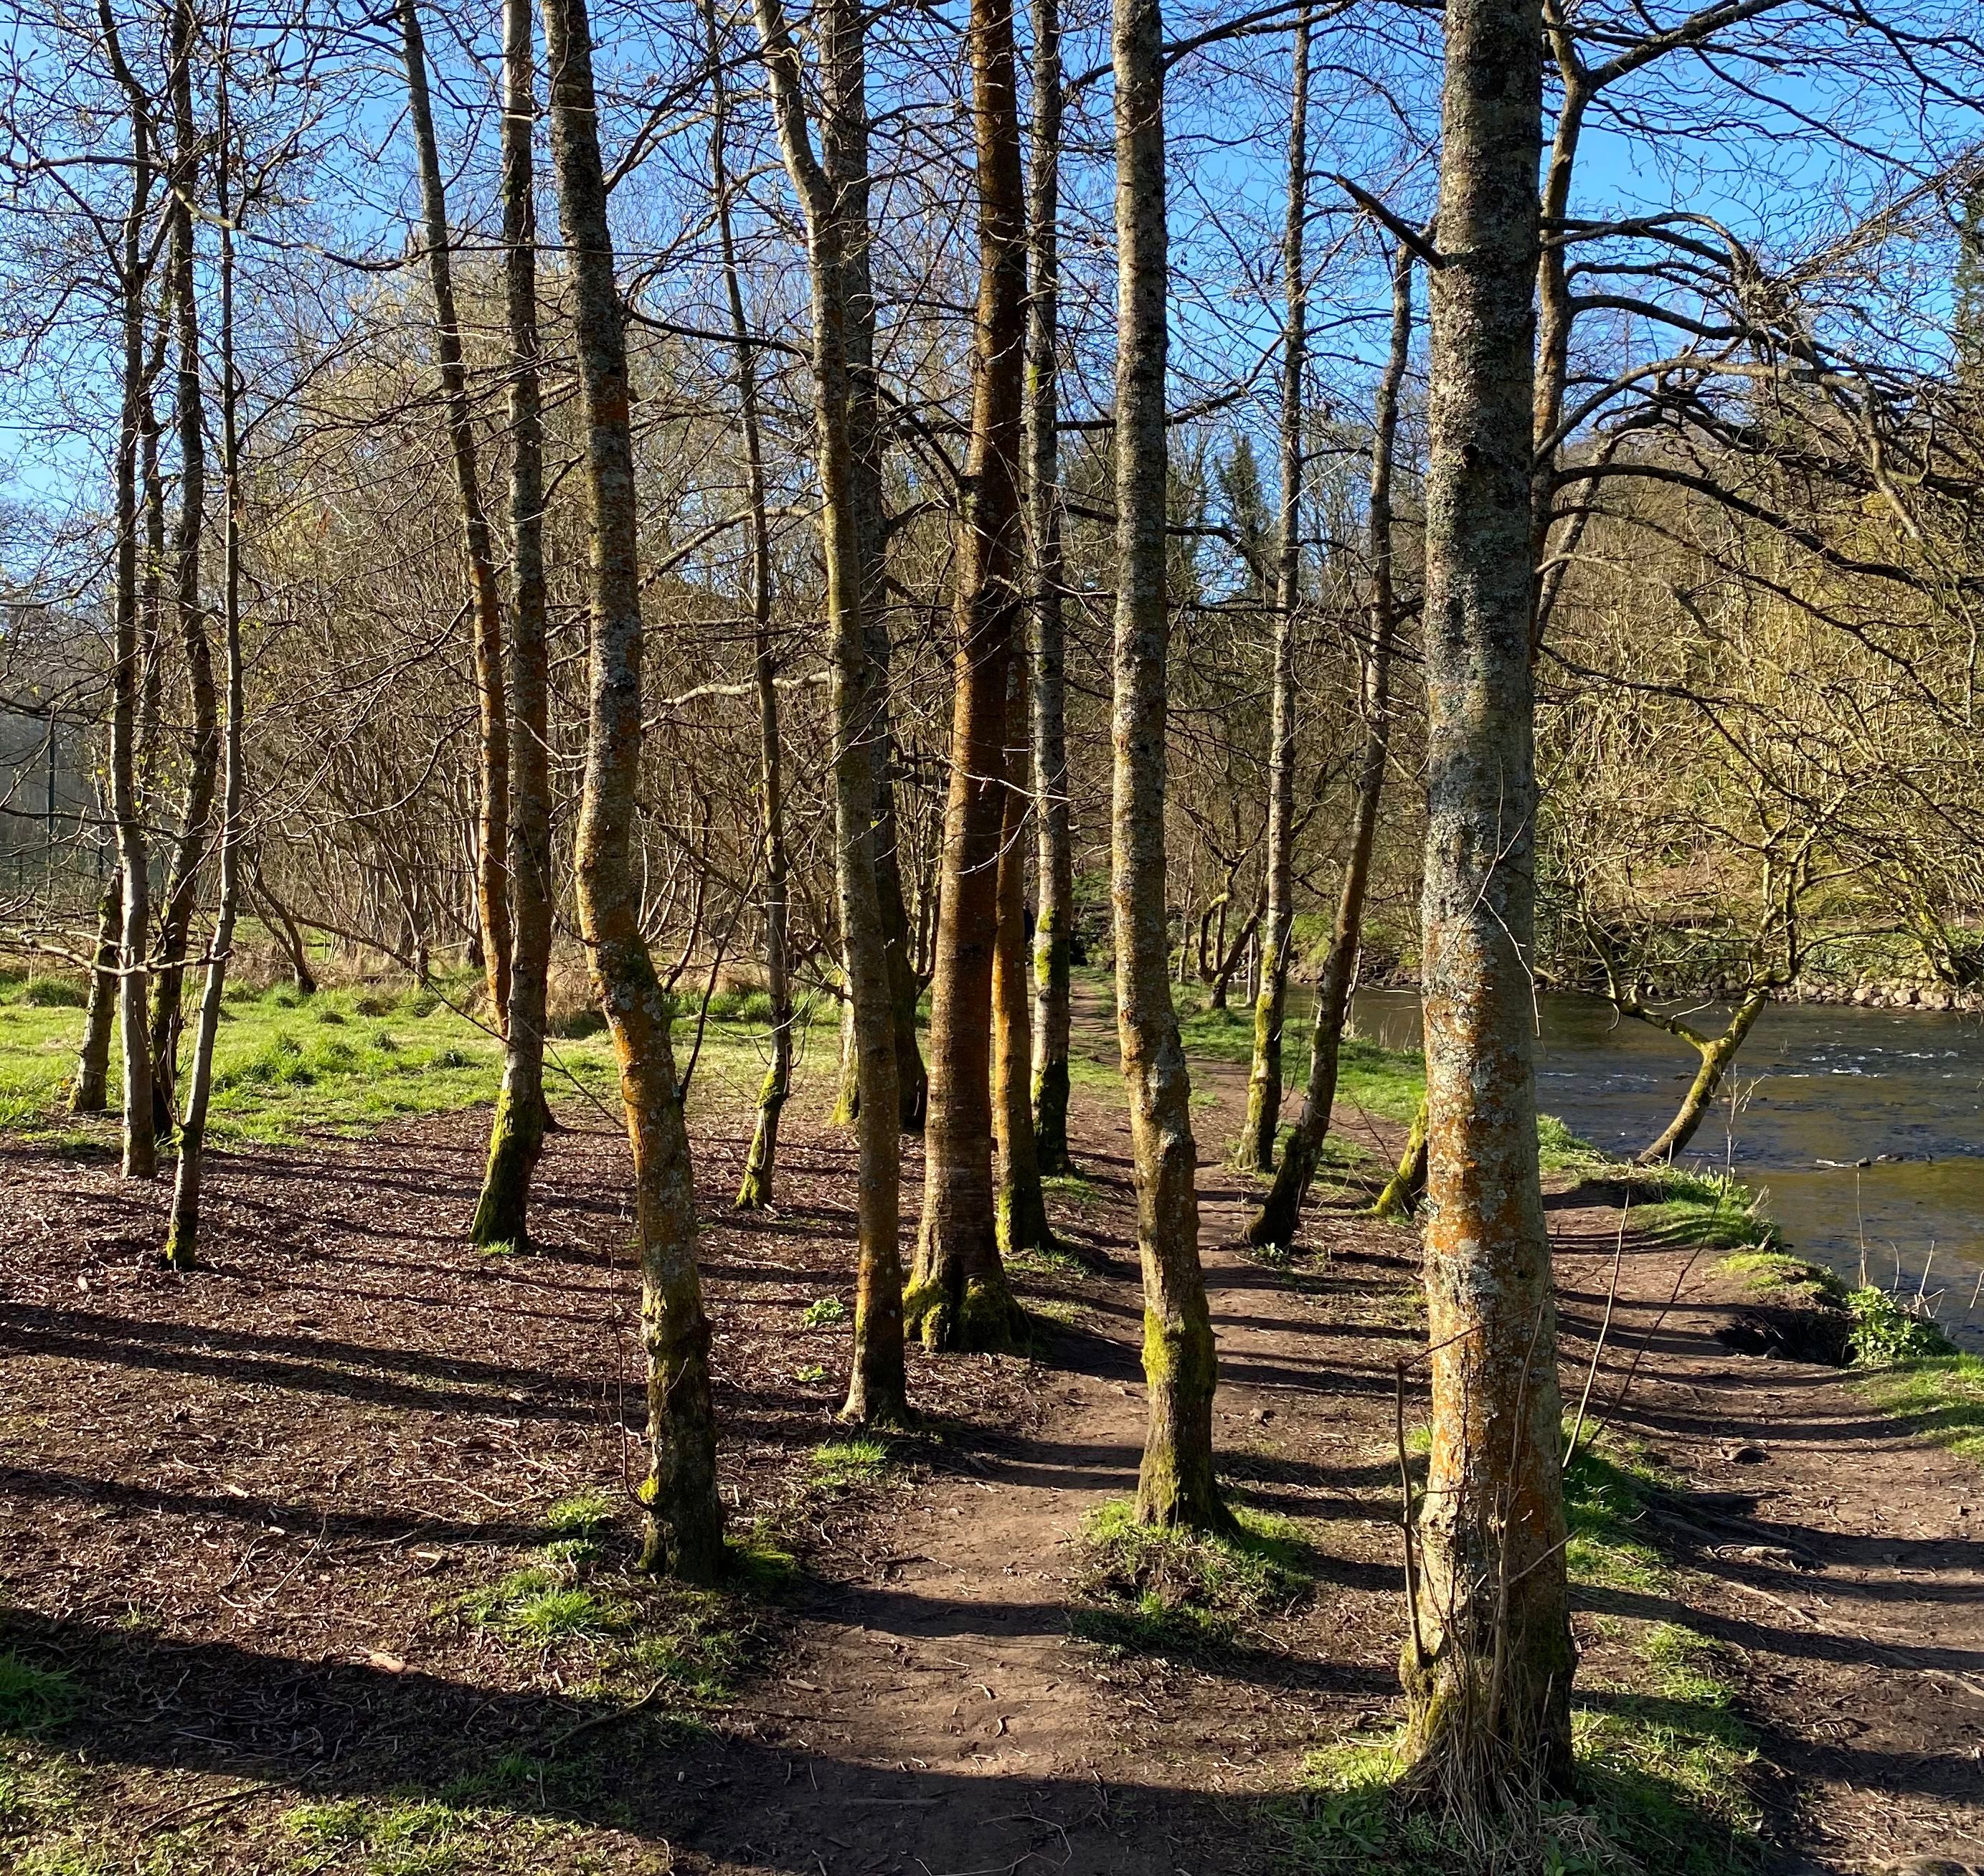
4,1003 -> 1983,1875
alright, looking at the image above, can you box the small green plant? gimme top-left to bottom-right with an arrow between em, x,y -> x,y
802,1295 -> 848,1330
809,1436 -> 889,1488
794,1363 -> 828,1385
545,1489 -> 613,1535
1848,1287 -> 1957,1365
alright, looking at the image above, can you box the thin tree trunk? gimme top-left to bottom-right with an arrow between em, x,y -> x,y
72,866 -> 122,1113
703,0 -> 791,1213
148,0 -> 217,1134
757,0 -> 907,1426
166,129 -> 245,1272
1371,1096 -> 1427,1218
1112,0 -> 1227,1532
1402,0 -> 1573,1794
251,866 -> 316,994
819,0 -> 925,1134
1620,982 -> 1771,1166
1026,0 -> 1074,1178
542,0 -> 725,1575
472,0 -> 554,1250
994,655 -> 1050,1255
1242,6 -> 1310,1175
399,0 -> 512,1034
904,0 -> 1029,1352
1249,239 -> 1412,1251
103,10 -> 156,1181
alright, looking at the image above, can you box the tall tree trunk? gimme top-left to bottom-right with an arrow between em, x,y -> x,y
104,11 -> 156,1181
1248,239 -> 1412,1251
1402,0 -> 1573,1795
994,656 -> 1050,1255
72,866 -> 122,1113
166,132 -> 245,1272
703,0 -> 791,1213
399,0 -> 513,1034
1112,0 -> 1226,1532
148,0 -> 217,1134
904,0 -> 1028,1352
542,0 -> 725,1575
820,0 -> 926,1132
472,0 -> 554,1250
1026,0 -> 1074,1178
1242,6 -> 1310,1175
757,0 -> 907,1426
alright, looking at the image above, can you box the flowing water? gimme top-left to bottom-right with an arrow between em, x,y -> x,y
1347,987 -> 1984,1349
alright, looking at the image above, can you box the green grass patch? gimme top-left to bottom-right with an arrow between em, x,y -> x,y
0,971 -> 840,1147
0,1654 -> 74,1737
1858,1351 -> 1984,1463
1072,1501 -> 1309,1652
809,1436 -> 890,1488
1563,1434 -> 1672,1595
1713,1251 -> 1847,1309
1622,1168 -> 1778,1254
1290,1619 -> 1759,1875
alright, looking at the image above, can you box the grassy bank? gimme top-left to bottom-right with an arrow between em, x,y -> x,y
0,967 -> 836,1149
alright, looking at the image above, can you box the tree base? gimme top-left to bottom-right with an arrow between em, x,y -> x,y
904,1267 -> 1027,1353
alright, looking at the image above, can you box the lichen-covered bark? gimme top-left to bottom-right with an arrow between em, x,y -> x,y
1626,982 -> 1770,1166
758,0 -> 907,1426
1242,8 -> 1309,1175
1112,0 -> 1227,1533
1403,0 -> 1574,1795
1026,0 -> 1074,1179
473,0 -> 553,1253
906,0 -> 1029,1353
1249,240 -> 1411,1251
542,0 -> 724,1577
994,659 -> 1051,1257
400,0 -> 512,1034
1370,1096 -> 1427,1218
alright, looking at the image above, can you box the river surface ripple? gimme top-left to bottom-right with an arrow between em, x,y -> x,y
1348,988 -> 1984,1350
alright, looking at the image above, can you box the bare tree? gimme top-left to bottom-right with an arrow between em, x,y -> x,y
398,0 -> 512,1031
542,0 -> 724,1575
757,0 -> 907,1425
1111,0 -> 1227,1531
471,0 -> 554,1250
1026,0 -> 1075,1177
1402,0 -> 1573,1794
1250,237 -> 1412,1250
905,0 -> 1029,1352
1241,6 -> 1309,1175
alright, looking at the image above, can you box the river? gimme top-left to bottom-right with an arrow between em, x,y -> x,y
1347,987 -> 1984,1349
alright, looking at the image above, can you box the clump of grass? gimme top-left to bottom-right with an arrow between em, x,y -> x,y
1714,1251 -> 1847,1309
1072,1501 -> 1308,1652
0,1654 -> 75,1737
1563,1434 -> 1672,1594
809,1436 -> 889,1488
1630,1168 -> 1778,1254
802,1295 -> 848,1330
457,1567 -> 625,1643
1538,1112 -> 1607,1172
16,978 -> 86,1010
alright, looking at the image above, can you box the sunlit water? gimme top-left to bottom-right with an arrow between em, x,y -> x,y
1348,988 -> 1984,1349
